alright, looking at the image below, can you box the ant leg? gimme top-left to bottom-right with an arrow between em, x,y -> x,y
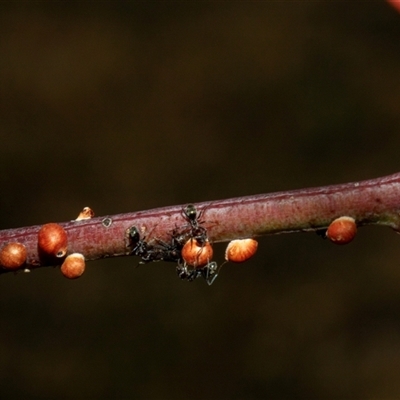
202,261 -> 219,285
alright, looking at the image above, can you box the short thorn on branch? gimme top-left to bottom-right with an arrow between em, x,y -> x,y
1,172 -> 400,283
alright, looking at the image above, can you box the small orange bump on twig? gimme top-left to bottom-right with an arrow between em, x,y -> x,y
326,216 -> 357,245
225,238 -> 258,263
60,253 -> 85,279
38,223 -> 68,258
0,242 -> 27,270
181,239 -> 213,268
75,207 -> 95,221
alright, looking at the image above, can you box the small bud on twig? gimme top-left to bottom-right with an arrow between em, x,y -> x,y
75,207 -> 95,221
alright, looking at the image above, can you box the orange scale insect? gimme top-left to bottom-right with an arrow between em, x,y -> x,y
60,253 -> 85,279
38,223 -> 68,258
0,242 -> 27,270
181,239 -> 213,268
225,238 -> 258,263
326,216 -> 357,245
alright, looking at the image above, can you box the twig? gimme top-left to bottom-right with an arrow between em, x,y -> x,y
1,172 -> 400,275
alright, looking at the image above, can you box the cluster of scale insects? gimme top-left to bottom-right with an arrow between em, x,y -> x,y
125,204 -> 219,285
124,204 -> 358,285
0,204 -> 356,280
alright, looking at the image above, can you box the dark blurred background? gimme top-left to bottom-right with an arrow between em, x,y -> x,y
1,2 -> 400,399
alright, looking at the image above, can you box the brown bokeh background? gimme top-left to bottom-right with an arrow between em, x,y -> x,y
1,2 -> 400,399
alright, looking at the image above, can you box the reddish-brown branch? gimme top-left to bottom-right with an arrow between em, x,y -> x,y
2,172 -> 400,274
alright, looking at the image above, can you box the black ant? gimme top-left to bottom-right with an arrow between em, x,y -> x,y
151,237 -> 183,263
126,225 -> 183,264
176,204 -> 220,284
182,204 -> 208,245
126,226 -> 149,258
125,205 -> 219,284
183,204 -> 199,225
176,260 -> 219,285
